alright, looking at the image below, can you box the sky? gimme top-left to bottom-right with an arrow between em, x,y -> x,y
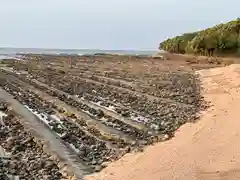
0,0 -> 239,50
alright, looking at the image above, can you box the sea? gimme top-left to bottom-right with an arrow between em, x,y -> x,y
0,47 -> 158,60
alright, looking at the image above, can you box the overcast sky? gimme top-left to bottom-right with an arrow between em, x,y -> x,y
0,0 -> 239,50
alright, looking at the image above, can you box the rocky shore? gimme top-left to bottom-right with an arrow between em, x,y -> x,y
0,54 -> 209,178
0,100 -> 70,179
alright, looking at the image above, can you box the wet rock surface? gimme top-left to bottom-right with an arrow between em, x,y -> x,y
1,81 -> 124,171
0,101 -> 67,179
0,55 -> 209,177
25,72 -> 204,138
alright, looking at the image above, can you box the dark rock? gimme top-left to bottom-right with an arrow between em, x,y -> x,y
0,104 -> 7,111
94,165 -> 103,172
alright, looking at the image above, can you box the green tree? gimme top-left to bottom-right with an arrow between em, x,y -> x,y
159,18 -> 240,56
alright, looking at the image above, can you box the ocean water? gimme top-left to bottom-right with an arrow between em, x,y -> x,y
0,47 -> 157,58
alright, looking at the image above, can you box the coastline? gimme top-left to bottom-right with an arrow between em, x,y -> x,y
85,64 -> 240,180
0,47 -> 158,59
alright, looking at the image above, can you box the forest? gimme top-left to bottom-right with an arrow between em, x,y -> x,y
159,19 -> 240,56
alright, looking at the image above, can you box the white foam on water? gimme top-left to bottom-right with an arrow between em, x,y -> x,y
24,106 -> 73,145
56,132 -> 67,138
131,115 -> 150,123
91,101 -> 117,112
0,111 -> 7,127
0,111 -> 7,117
100,117 -> 107,121
57,124 -> 62,129
106,105 -> 116,111
24,105 -> 50,126
82,109 -> 93,116
50,114 -> 63,124
68,143 -> 80,153
93,101 -> 101,106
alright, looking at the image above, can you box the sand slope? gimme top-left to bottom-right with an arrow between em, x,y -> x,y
85,64 -> 240,180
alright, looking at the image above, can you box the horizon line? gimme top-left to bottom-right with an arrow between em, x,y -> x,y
0,46 -> 158,52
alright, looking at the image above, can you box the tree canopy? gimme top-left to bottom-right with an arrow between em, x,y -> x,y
159,19 -> 240,56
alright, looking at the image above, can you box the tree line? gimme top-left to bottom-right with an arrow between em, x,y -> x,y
159,18 -> 240,56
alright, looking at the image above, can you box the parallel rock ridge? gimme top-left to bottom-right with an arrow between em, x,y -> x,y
0,55 -> 208,178
0,100 -> 72,179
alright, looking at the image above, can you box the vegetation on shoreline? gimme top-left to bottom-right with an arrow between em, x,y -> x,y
159,19 -> 240,56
